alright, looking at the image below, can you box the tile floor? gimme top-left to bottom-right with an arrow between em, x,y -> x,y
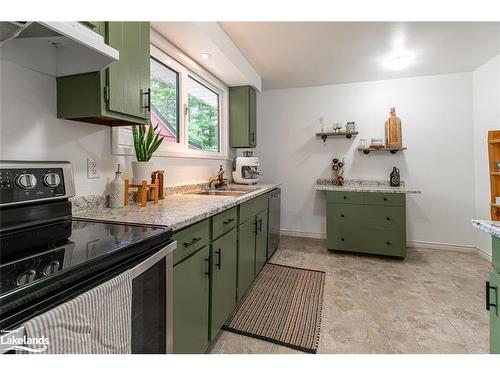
208,236 -> 491,354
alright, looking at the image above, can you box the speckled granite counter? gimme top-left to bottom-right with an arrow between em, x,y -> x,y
472,219 -> 500,238
314,179 -> 421,194
73,183 -> 281,231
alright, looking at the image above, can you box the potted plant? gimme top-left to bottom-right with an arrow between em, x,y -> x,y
131,124 -> 164,184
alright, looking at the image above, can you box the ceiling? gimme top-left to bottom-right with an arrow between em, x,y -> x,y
220,22 -> 500,90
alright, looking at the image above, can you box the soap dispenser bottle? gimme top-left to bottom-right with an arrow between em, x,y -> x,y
109,164 -> 125,208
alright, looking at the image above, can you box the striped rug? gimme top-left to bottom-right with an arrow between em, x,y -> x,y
223,263 -> 325,353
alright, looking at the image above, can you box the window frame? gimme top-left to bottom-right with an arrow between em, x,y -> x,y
111,43 -> 229,160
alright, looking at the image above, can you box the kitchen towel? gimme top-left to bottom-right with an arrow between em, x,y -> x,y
23,270 -> 133,354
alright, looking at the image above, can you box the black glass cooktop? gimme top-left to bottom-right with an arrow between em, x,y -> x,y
0,218 -> 171,298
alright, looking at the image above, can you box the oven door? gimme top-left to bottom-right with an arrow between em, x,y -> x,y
130,240 -> 176,354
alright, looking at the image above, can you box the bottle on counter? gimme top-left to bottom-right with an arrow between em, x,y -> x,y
109,164 -> 125,208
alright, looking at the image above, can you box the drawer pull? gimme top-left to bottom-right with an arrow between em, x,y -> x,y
486,281 -> 497,311
340,214 -> 345,218
223,218 -> 235,225
184,237 -> 202,248
215,248 -> 222,270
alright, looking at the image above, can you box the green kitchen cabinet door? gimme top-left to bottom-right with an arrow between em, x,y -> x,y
255,210 -> 268,275
173,246 -> 210,354
107,22 -> 150,120
237,217 -> 257,300
489,271 -> 500,354
210,229 -> 238,340
229,86 -> 256,148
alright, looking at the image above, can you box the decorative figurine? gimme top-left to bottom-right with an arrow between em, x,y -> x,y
332,157 -> 345,186
385,107 -> 403,148
390,167 -> 401,187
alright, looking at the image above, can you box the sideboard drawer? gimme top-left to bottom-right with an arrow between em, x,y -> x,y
364,205 -> 406,231
326,191 -> 364,204
364,192 -> 405,207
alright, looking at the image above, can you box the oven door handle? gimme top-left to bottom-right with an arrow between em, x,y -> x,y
130,240 -> 177,279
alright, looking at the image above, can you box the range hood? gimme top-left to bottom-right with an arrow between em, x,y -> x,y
0,22 -> 119,77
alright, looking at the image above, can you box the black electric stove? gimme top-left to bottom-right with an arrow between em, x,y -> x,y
0,161 -> 173,332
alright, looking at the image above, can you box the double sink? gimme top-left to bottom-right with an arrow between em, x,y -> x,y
188,185 -> 259,197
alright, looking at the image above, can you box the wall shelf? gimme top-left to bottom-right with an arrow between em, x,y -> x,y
358,147 -> 407,155
316,132 -> 358,142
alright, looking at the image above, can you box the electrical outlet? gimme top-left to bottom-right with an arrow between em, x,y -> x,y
87,158 -> 100,179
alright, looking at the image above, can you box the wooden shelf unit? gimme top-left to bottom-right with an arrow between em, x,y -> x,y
488,130 -> 500,219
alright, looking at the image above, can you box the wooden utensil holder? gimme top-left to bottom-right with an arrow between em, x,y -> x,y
124,179 -> 159,207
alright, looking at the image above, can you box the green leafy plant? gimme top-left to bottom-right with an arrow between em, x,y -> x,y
132,124 -> 164,162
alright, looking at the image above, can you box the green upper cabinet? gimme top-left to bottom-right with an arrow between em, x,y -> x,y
57,22 -> 150,126
229,85 -> 257,148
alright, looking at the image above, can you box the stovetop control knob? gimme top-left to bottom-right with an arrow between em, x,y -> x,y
42,173 -> 61,188
15,173 -> 37,190
43,261 -> 60,276
17,270 -> 37,286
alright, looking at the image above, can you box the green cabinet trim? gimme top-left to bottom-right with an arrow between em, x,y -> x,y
229,86 -> 256,148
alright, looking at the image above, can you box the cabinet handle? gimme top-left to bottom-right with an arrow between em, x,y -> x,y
215,248 -> 222,270
204,257 -> 210,278
486,281 -> 497,311
340,214 -> 345,218
142,88 -> 151,111
223,218 -> 235,225
184,237 -> 202,248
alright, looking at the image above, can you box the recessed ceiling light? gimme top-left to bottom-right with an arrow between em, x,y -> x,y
383,55 -> 413,71
200,53 -> 211,60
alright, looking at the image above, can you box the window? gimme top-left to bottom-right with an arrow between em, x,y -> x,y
188,77 -> 220,152
112,42 -> 228,159
150,57 -> 179,144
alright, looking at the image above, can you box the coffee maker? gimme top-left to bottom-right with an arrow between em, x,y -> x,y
232,153 -> 261,185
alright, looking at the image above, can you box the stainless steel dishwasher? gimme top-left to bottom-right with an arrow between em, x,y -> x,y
267,188 -> 281,259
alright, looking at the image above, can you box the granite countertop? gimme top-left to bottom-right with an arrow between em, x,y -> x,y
73,183 -> 281,232
472,219 -> 500,238
314,179 -> 421,194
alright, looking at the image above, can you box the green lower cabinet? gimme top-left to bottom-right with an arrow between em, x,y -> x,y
173,246 -> 210,354
255,209 -> 268,275
489,271 -> 500,354
237,217 -> 257,300
326,192 -> 406,258
210,229 -> 238,340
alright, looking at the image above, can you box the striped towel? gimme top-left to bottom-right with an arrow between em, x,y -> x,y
24,270 -> 132,354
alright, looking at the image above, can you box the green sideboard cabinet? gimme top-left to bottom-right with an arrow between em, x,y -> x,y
229,85 -> 257,148
326,191 -> 406,258
57,22 -> 150,126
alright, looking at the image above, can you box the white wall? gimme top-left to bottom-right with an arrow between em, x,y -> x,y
257,73 -> 477,246
0,59 -> 232,197
473,54 -> 500,255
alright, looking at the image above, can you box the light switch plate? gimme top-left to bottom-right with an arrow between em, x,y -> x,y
87,158 -> 100,179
